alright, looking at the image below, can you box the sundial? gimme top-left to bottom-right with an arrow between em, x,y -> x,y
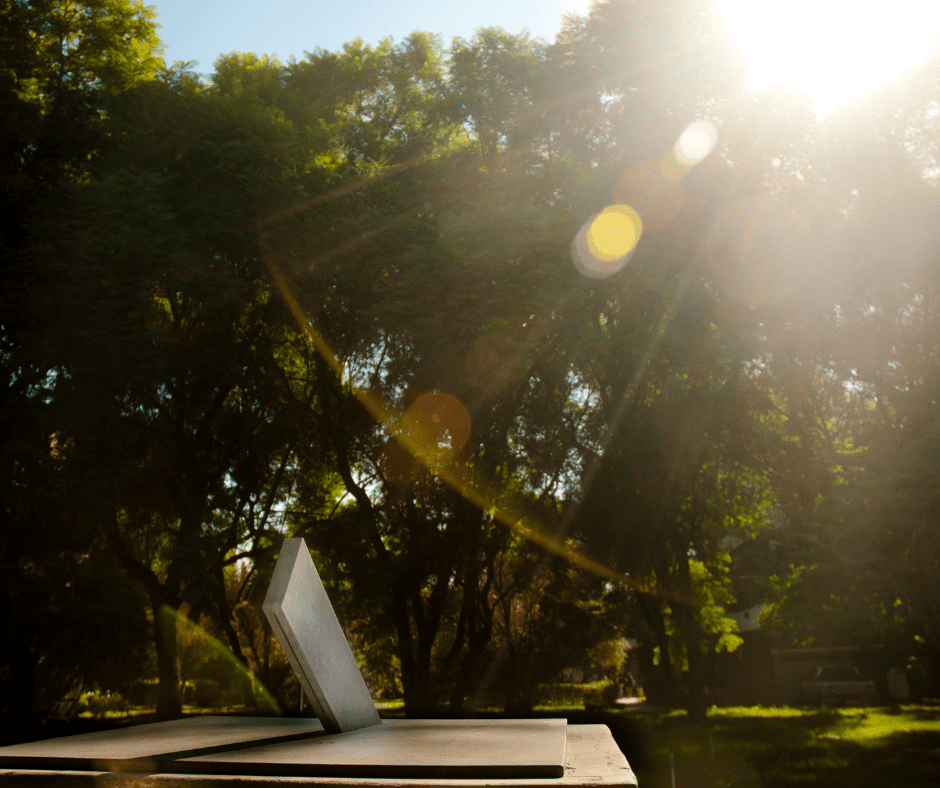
261,537 -> 381,733
0,538 -> 636,785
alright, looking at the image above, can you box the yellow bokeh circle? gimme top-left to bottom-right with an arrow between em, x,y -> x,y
587,205 -> 643,262
572,204 -> 644,279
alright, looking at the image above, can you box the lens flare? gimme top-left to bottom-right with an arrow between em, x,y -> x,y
588,205 -> 643,261
164,606 -> 281,714
572,205 -> 643,278
398,392 -> 471,468
674,120 -> 718,166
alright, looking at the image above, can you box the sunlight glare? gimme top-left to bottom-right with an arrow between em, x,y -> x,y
717,0 -> 940,115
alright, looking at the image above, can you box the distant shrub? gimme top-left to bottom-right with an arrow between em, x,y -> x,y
539,680 -> 614,707
539,684 -> 585,706
78,689 -> 129,717
584,681 -> 620,707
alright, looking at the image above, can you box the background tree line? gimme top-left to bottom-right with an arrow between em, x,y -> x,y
2,0 -> 939,727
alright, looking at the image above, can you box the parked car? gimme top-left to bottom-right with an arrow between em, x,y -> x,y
801,665 -> 878,705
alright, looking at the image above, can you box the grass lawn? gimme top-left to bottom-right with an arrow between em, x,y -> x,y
607,704 -> 940,788
75,704 -> 263,720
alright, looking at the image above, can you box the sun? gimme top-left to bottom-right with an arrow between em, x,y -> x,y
717,0 -> 940,115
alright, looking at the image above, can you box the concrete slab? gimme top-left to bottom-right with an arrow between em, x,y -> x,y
0,717 -> 569,779
262,538 -> 381,733
0,724 -> 636,787
0,716 -> 325,771
181,719 -> 566,778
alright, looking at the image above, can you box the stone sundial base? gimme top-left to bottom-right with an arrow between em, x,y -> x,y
0,540 -> 637,785
0,715 -> 636,786
0,716 -> 567,779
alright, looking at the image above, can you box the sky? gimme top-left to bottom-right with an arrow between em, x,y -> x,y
148,0 -> 594,76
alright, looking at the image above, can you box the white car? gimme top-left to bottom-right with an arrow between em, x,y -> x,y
801,665 -> 878,705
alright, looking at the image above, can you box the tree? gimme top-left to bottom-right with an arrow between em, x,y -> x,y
288,32 -> 454,171
489,547 -> 609,711
758,68 -> 940,668
272,11 -> 779,718
447,28 -> 547,160
1,34 -> 342,718
10,0 -> 940,725
0,0 -> 164,724
92,64 -> 340,717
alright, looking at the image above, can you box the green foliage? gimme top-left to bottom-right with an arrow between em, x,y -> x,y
653,561 -> 743,674
0,0 -> 163,181
592,637 -> 630,672
448,28 -> 547,157
289,32 -> 455,169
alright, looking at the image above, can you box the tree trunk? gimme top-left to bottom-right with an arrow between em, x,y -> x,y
214,577 -> 255,707
391,576 -> 436,716
674,556 -> 708,722
151,599 -> 182,720
676,601 -> 708,721
449,589 -> 493,712
636,590 -> 677,707
4,640 -> 37,721
108,514 -> 183,720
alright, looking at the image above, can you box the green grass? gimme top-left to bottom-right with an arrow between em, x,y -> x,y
621,704 -> 940,788
76,707 -> 154,720
375,681 -> 624,715
77,704 -> 263,720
